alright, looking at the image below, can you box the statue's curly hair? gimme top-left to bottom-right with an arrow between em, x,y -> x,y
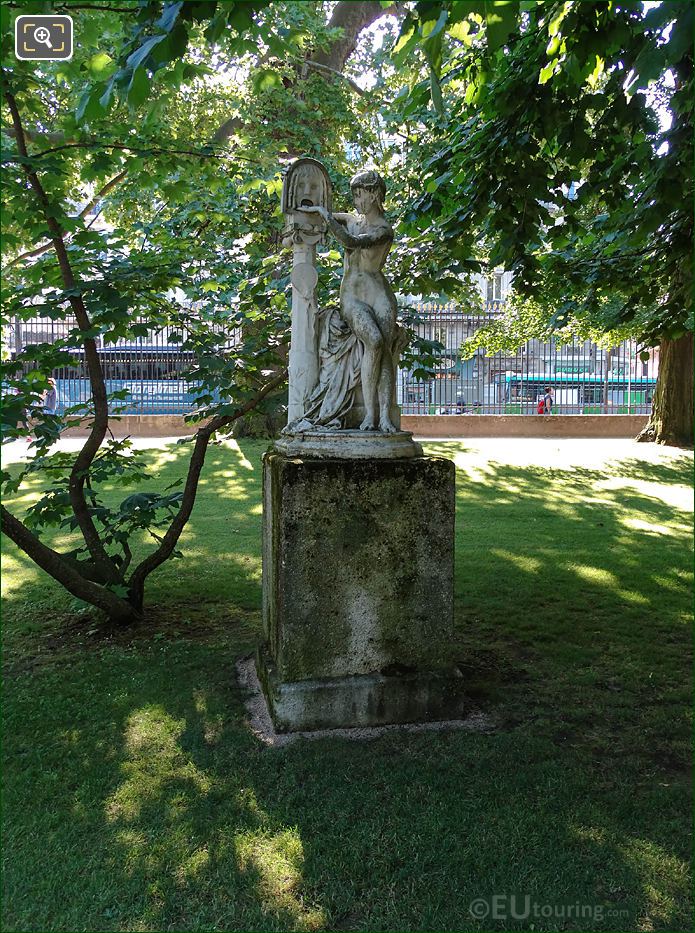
349,167 -> 386,207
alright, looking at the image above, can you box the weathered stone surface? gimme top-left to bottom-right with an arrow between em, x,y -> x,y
259,451 -> 460,730
282,159 -> 405,437
274,427 -> 422,460
257,652 -> 472,733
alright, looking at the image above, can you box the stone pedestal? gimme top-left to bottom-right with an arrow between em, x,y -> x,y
258,450 -> 466,732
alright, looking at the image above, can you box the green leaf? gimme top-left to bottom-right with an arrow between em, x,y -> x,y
548,3 -> 570,37
394,16 -> 418,55
126,35 -> 166,72
87,52 -> 115,77
423,30 -> 444,77
421,8 -> 448,40
252,68 -> 284,94
127,67 -> 151,107
430,70 -> 444,114
632,46 -> 667,88
539,60 -> 557,84
157,0 -> 184,33
75,82 -> 107,123
449,19 -> 473,44
485,1 -> 517,51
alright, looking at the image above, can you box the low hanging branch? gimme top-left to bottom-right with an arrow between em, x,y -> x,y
0,506 -> 136,622
3,76 -> 119,585
2,74 -> 291,624
127,370 -> 288,608
1,371 -> 288,622
4,169 -> 128,269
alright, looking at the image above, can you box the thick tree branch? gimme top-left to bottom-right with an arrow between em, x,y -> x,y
304,60 -> 366,96
127,370 -> 287,603
3,78 -> 119,583
5,2 -> 137,10
212,115 -> 245,145
2,126 -> 68,146
1,506 -> 135,621
211,0 -> 405,144
312,0 -> 405,72
30,141 -> 228,160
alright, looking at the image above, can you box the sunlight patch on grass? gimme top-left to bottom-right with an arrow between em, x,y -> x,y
235,786 -> 265,818
595,477 -> 694,513
234,828 -> 325,932
115,828 -> 151,870
444,449 -> 496,482
1,551 -> 27,597
149,446 -> 183,470
175,846 -> 210,886
105,705 -> 211,823
570,564 -> 650,605
490,548 -> 543,574
623,517 -> 680,536
619,838 -> 690,929
571,824 -> 608,844
224,438 -> 256,471
651,573 -> 692,595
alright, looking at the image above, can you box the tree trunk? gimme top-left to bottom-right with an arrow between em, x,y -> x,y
637,332 -> 693,447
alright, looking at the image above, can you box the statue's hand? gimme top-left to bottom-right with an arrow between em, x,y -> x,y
297,205 -> 329,222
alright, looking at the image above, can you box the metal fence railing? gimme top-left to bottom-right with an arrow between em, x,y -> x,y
397,304 -> 657,416
5,316 -> 237,416
6,305 -> 657,417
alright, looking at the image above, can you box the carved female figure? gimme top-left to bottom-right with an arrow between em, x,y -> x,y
300,168 -> 398,433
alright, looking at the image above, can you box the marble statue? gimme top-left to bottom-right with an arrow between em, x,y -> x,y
281,159 -> 404,436
281,158 -> 333,424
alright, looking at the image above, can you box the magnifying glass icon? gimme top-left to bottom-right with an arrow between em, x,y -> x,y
33,26 -> 53,49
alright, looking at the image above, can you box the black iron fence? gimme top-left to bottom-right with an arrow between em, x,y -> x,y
5,305 -> 657,416
5,316 -> 236,416
398,304 -> 657,416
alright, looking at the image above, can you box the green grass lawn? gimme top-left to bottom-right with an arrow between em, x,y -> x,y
2,439 -> 692,932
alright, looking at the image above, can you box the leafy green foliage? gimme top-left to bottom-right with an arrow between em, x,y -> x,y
16,439 -> 181,572
392,1 -> 693,348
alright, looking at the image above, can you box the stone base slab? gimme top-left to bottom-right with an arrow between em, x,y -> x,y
257,650 -> 471,733
274,428 -> 422,459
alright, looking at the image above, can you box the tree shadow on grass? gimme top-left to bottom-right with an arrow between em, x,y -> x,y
3,645 -> 691,932
426,445 -> 692,779
2,440 -> 692,931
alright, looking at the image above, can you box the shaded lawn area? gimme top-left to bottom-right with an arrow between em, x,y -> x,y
2,439 -> 692,932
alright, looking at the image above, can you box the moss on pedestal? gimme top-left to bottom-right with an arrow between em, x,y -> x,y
262,452 -> 455,688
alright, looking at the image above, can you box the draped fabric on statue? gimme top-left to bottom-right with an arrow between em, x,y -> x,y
300,306 -> 364,428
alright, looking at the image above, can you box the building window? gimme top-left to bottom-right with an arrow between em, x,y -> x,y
485,272 -> 504,302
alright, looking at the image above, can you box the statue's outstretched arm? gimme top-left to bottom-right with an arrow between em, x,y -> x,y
326,215 -> 392,249
297,206 -> 392,249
